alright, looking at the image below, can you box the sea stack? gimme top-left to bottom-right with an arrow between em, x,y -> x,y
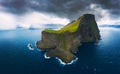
36,14 -> 100,64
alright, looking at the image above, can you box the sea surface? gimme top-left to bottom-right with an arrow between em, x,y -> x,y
0,27 -> 120,74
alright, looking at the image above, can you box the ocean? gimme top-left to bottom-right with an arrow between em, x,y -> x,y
0,27 -> 120,74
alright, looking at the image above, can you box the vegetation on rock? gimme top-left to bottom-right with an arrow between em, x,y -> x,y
36,14 -> 100,64
44,16 -> 84,34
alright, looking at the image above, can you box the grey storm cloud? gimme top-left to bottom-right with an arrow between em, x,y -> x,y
0,0 -> 120,20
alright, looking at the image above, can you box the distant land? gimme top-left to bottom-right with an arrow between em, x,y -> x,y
99,25 -> 120,28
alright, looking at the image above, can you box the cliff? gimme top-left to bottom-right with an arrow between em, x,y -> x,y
36,14 -> 100,64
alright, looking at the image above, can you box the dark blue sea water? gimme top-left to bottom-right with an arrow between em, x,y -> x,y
0,28 -> 120,74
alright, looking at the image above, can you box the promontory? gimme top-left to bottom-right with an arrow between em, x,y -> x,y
36,14 -> 100,64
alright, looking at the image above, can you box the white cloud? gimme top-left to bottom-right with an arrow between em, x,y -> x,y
0,11 -> 70,30
89,4 -> 120,25
0,12 -> 17,30
20,12 -> 70,27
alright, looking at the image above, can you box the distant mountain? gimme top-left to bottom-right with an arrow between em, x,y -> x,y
29,26 -> 41,30
99,25 -> 120,28
16,25 -> 29,30
16,25 -> 25,29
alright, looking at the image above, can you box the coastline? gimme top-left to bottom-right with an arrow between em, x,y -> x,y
44,53 -> 51,59
44,52 -> 78,65
27,44 -> 34,50
56,57 -> 78,65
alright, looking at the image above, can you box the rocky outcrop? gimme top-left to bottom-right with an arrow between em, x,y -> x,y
36,14 -> 100,64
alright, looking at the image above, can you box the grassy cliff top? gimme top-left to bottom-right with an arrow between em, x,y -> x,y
44,15 -> 84,34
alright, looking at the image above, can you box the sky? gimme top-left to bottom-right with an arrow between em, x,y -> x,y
0,0 -> 120,30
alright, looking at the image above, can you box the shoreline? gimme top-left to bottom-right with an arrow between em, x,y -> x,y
44,53 -> 51,59
44,52 -> 78,65
56,57 -> 78,65
27,44 -> 34,50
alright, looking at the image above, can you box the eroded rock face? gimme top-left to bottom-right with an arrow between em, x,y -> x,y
79,14 -> 100,42
36,14 -> 100,64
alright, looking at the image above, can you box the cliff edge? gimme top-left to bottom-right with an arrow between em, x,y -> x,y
36,14 -> 100,64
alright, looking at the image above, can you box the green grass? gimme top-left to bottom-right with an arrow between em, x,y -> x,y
44,15 -> 84,34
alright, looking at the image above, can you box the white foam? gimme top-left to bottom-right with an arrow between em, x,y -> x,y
35,41 -> 45,52
44,53 -> 51,59
27,44 -> 34,50
34,41 -> 37,47
56,57 -> 78,65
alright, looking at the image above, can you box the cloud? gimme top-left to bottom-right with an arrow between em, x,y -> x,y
0,12 -> 16,30
0,0 -> 119,19
0,11 -> 70,30
21,12 -> 70,26
89,4 -> 120,25
0,0 -> 120,30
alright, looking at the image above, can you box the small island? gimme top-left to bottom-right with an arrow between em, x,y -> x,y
36,14 -> 100,64
28,44 -> 34,50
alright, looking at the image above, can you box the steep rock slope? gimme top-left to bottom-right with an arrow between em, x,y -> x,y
36,14 -> 100,63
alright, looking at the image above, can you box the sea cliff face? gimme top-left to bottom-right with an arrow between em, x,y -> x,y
36,14 -> 100,64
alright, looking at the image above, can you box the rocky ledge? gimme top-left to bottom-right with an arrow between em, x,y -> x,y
36,14 -> 100,64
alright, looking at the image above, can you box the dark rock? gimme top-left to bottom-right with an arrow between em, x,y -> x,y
36,14 -> 100,64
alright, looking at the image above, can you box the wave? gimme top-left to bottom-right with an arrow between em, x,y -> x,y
44,53 -> 51,59
44,53 -> 78,65
56,57 -> 78,66
27,44 -> 34,50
